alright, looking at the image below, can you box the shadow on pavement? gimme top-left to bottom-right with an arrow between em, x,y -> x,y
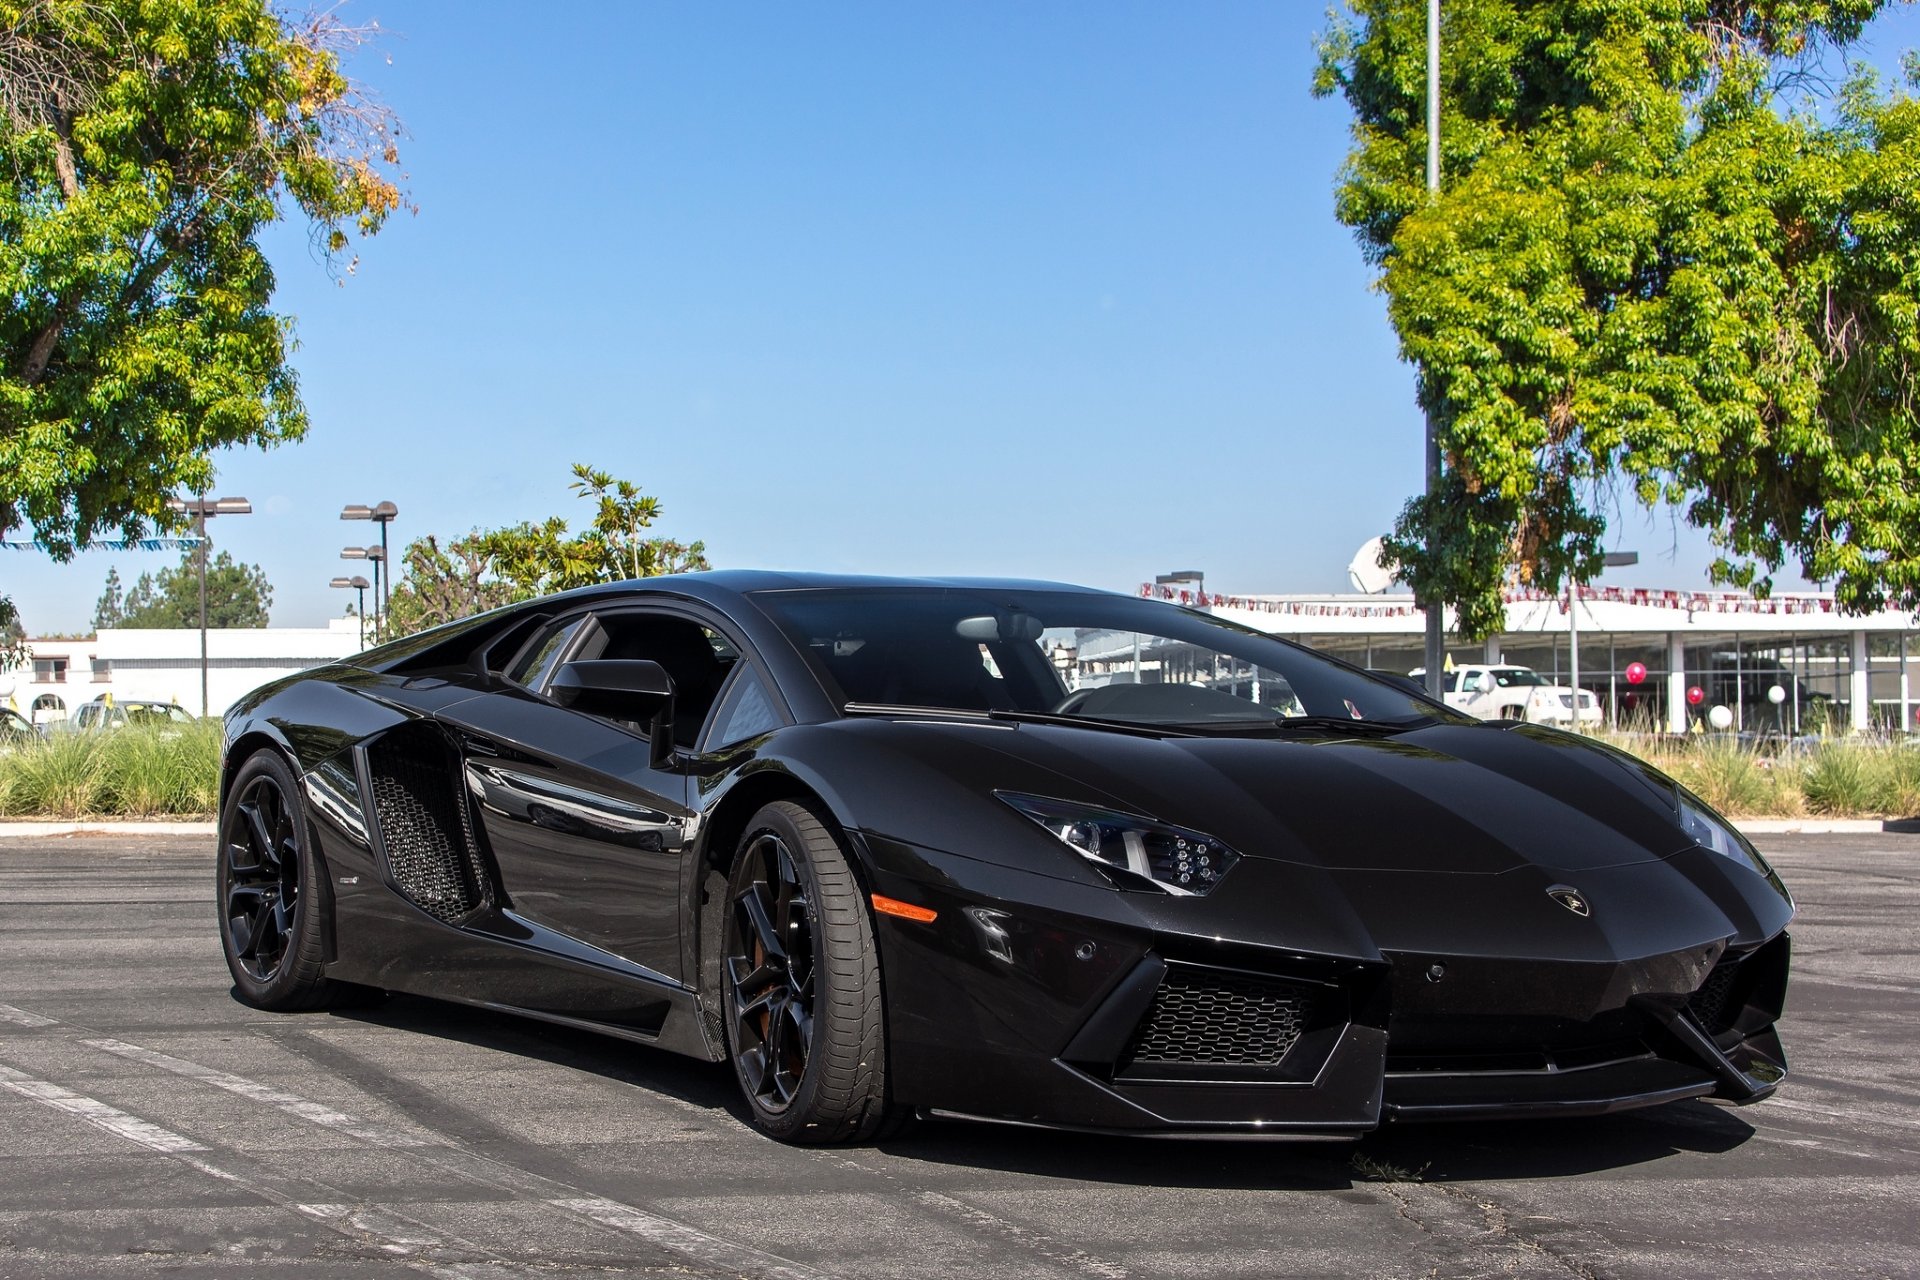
302,991 -> 1759,1190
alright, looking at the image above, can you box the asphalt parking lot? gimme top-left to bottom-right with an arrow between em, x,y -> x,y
0,833 -> 1915,1280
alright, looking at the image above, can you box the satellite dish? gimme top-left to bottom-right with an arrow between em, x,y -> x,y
1347,536 -> 1397,594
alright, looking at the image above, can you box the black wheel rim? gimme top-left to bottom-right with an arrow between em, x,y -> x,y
222,773 -> 301,982
725,832 -> 815,1113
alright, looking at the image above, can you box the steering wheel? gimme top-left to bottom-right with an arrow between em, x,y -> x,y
1053,688 -> 1099,715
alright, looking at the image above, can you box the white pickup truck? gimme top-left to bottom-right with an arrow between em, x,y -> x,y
1409,664 -> 1604,728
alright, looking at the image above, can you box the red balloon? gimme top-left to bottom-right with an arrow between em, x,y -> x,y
1686,685 -> 1705,706
1625,662 -> 1647,685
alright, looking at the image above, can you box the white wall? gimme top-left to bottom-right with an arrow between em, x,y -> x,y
0,618 -> 365,721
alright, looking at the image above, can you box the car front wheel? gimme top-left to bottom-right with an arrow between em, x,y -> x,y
721,800 -> 895,1143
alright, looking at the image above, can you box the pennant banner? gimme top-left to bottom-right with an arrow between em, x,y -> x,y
1140,582 -> 1844,618
0,537 -> 205,552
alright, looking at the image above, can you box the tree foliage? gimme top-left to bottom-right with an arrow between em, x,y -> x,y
0,0 -> 405,628
91,565 -> 123,628
385,464 -> 711,638
100,545 -> 272,628
1317,1 -> 1920,638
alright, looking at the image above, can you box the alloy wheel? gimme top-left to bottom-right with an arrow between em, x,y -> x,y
223,773 -> 302,982
726,832 -> 817,1112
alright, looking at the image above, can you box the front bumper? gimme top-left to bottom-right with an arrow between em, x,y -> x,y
859,835 -> 1790,1137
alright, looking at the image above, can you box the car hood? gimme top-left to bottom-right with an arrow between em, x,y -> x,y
855,717 -> 1693,877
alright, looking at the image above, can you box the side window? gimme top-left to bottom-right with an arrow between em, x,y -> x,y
508,618 -> 586,690
575,611 -> 741,748
706,666 -> 782,749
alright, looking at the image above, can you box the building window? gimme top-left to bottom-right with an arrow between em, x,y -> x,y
33,658 -> 68,684
90,658 -> 112,682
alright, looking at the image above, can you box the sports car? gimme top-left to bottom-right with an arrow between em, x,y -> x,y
217,572 -> 1792,1143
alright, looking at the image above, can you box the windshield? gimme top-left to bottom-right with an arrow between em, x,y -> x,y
1491,668 -> 1549,687
753,587 -> 1467,732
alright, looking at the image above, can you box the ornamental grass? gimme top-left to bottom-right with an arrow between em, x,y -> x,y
0,721 -> 221,818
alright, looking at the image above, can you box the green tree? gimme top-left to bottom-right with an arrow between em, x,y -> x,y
386,464 -> 711,638
1316,1 -> 1920,639
0,597 -> 23,667
91,565 -> 124,629
0,0 -> 406,636
116,545 -> 272,628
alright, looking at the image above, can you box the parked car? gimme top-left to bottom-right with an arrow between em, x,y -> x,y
61,697 -> 195,732
1411,663 -> 1605,728
1,706 -> 35,747
217,572 -> 1790,1143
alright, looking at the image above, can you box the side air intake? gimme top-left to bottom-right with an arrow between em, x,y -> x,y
364,723 -> 490,922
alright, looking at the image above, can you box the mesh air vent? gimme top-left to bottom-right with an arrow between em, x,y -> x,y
1688,956 -> 1744,1035
366,726 -> 488,922
1125,967 -> 1315,1067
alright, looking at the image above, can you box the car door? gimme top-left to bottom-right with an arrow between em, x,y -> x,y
434,603 -> 736,983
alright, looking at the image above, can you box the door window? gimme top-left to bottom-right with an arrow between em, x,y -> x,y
567,611 -> 742,748
507,618 -> 586,690
706,666 -> 782,748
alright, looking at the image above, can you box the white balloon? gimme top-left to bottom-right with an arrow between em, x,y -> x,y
1767,684 -> 1787,704
1708,704 -> 1734,730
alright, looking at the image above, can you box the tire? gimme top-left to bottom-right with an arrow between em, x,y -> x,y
721,800 -> 894,1143
217,749 -> 348,1010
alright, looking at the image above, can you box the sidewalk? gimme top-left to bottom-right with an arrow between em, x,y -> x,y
0,820 -> 216,838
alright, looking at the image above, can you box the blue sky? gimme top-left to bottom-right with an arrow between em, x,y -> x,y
11,1 -> 1920,632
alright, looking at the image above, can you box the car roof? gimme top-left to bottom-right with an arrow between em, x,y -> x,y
537,570 -> 1113,605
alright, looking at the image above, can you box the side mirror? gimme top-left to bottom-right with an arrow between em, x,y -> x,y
549,659 -> 677,761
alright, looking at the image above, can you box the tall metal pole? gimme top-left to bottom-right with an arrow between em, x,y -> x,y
197,503 -> 209,718
1569,582 -> 1580,733
377,517 -> 390,618
1421,0 -> 1445,696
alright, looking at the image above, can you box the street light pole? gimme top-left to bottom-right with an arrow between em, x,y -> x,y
340,546 -> 385,640
330,575 -> 371,649
1421,0 -> 1446,697
342,502 -> 398,620
166,495 -> 252,717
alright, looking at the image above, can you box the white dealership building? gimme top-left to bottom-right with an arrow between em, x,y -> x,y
1148,577 -> 1920,736
2,619 -> 365,724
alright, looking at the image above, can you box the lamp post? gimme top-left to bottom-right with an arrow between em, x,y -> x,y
1569,550 -> 1638,733
330,575 -> 371,648
340,546 -> 386,641
341,502 -> 398,618
166,495 -> 251,717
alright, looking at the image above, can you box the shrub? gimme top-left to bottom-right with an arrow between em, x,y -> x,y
0,722 -> 221,818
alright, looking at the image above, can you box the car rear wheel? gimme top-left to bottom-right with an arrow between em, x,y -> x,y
721,800 -> 895,1143
218,749 -> 352,1010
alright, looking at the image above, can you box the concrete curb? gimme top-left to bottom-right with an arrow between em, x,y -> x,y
0,821 -> 214,838
1734,818 -> 1920,835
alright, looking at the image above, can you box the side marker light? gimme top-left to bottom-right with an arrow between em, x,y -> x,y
871,894 -> 938,924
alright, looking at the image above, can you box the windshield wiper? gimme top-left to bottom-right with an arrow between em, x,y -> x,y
839,703 -> 1198,737
1266,715 -> 1423,736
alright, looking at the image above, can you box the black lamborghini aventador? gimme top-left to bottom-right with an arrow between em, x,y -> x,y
217,572 -> 1792,1143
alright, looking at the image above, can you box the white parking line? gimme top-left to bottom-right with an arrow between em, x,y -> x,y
0,1003 -> 58,1027
82,1037 -> 428,1147
0,1063 -> 207,1153
69,1033 -> 836,1280
550,1197 -> 830,1280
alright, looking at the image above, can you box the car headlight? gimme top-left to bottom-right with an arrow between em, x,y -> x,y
997,792 -> 1240,896
1677,789 -> 1774,879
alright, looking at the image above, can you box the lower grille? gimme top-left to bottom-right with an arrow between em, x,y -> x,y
1688,957 -> 1744,1035
366,726 -> 488,922
1125,967 -> 1315,1068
